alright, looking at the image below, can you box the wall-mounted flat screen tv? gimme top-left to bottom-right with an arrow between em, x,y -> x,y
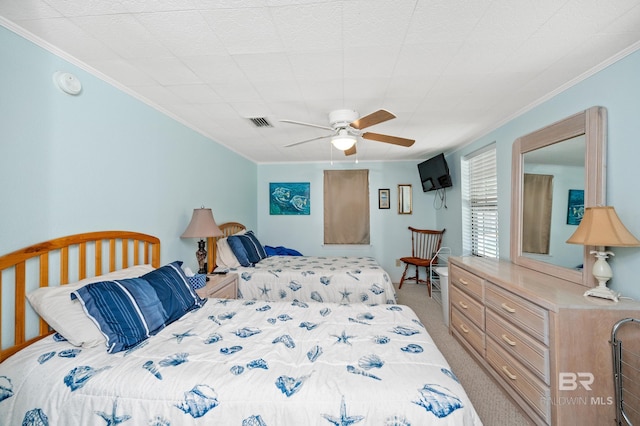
417,153 -> 453,192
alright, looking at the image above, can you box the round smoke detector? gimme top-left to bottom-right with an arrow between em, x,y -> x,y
53,71 -> 82,95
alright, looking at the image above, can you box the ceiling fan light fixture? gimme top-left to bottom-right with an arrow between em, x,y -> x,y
331,130 -> 356,150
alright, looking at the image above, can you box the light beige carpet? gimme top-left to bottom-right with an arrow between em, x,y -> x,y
395,282 -> 534,426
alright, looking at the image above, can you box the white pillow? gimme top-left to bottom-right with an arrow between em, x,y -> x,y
26,264 -> 155,348
216,230 -> 246,269
216,237 -> 240,268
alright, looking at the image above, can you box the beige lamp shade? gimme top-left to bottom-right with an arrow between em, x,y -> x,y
566,206 -> 640,247
180,208 -> 223,239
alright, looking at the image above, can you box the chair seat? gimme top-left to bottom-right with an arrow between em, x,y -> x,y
400,257 -> 432,267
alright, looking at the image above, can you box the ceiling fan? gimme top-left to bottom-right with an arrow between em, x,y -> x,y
280,109 -> 415,156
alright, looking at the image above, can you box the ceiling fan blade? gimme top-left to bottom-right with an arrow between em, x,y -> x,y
362,132 -> 415,147
284,134 -> 333,148
343,145 -> 357,156
279,119 -> 334,131
350,109 -> 396,130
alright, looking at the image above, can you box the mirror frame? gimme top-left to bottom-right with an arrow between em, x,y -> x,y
510,106 -> 607,287
398,184 -> 412,214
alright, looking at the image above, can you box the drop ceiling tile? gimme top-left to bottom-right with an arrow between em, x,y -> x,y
270,2 -> 343,52
90,58 -> 158,86
15,17 -> 118,62
45,0 -> 129,17
181,54 -> 248,85
287,50 -> 344,80
0,0 -> 60,20
233,52 -> 296,82
341,0 -> 416,47
130,56 -> 202,85
72,14 -> 171,59
166,83 -> 222,103
200,7 -> 285,54
135,11 -> 227,57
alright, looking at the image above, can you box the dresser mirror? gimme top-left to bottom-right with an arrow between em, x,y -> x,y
510,107 -> 606,287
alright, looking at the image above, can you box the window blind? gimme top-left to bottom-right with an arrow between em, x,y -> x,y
462,145 -> 498,258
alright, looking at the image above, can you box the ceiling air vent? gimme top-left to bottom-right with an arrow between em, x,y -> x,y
247,117 -> 273,128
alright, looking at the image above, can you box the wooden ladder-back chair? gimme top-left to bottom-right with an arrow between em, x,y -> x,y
399,227 -> 445,296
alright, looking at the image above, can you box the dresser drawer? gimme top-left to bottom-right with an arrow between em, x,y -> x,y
485,283 -> 549,345
486,310 -> 549,385
450,285 -> 484,329
450,264 -> 484,300
486,340 -> 550,423
451,306 -> 485,357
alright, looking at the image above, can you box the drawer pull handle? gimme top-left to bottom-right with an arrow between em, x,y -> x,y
458,278 -> 469,286
501,303 -> 516,313
501,334 -> 516,346
458,301 -> 468,309
502,365 -> 517,380
460,324 -> 470,334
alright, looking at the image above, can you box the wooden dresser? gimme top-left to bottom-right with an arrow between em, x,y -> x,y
449,256 -> 640,425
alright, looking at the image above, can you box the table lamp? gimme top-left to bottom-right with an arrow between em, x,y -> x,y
181,207 -> 223,274
566,206 -> 640,302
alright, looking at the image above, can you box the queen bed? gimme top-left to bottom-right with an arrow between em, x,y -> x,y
210,222 -> 397,305
0,231 -> 482,425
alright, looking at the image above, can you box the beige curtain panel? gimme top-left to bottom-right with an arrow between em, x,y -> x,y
324,169 -> 370,245
522,173 -> 553,254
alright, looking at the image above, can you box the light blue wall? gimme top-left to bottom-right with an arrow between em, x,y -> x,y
0,26 -> 257,274
438,49 -> 640,300
3,21 -> 640,307
257,161 -> 442,282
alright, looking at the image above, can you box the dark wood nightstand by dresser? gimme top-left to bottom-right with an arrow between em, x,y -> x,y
196,273 -> 238,299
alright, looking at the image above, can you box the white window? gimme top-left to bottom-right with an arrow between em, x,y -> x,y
462,144 -> 498,258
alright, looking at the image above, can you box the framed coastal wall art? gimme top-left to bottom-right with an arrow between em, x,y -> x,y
566,189 -> 584,225
269,182 -> 310,215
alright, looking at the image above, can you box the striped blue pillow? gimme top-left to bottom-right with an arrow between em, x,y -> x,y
228,231 -> 267,266
71,278 -> 167,353
141,261 -> 205,324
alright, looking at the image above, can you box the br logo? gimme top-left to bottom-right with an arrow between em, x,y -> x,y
558,372 -> 594,391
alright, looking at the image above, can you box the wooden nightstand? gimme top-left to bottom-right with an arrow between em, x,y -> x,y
196,273 -> 238,299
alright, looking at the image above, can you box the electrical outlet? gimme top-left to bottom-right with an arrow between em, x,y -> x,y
395,259 -> 401,267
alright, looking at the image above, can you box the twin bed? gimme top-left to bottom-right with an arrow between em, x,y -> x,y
210,222 -> 397,305
0,230 -> 482,425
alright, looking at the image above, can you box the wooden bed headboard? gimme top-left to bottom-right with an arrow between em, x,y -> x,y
0,231 -> 160,362
206,221 -> 246,272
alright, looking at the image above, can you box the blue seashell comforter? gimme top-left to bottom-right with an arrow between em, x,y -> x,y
0,299 -> 482,425
231,255 -> 397,305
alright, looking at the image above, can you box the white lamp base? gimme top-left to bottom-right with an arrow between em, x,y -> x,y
584,250 -> 618,302
584,284 -> 620,302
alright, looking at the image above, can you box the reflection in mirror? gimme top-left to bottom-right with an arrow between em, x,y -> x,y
398,184 -> 412,214
521,135 -> 585,269
511,107 -> 606,288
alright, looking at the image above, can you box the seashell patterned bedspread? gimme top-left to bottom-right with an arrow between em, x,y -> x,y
231,256 -> 397,305
0,299 -> 482,425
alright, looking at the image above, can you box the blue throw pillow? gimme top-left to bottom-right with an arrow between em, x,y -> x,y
228,231 -> 267,265
244,231 -> 267,260
141,261 -> 204,324
227,236 -> 252,266
71,278 -> 167,353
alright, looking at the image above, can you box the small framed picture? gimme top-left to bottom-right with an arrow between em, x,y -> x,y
378,188 -> 390,209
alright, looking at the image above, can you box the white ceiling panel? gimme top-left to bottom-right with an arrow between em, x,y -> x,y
2,0 -> 639,163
